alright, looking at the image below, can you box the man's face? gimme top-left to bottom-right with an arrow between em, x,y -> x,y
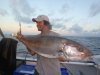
36,21 -> 45,31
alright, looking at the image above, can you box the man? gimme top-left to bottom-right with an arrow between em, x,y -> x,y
16,15 -> 65,75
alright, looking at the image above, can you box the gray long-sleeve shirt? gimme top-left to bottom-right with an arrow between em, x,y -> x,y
26,31 -> 61,75
35,31 -> 61,75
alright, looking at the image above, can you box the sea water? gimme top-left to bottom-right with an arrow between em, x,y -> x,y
0,35 -> 100,58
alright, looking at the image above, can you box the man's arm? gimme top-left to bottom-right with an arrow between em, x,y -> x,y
16,32 -> 37,56
58,56 -> 67,62
26,47 -> 36,55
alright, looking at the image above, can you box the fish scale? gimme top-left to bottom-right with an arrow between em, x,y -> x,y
20,36 -> 92,61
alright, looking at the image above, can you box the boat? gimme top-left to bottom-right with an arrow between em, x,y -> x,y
16,52 -> 100,75
0,38 -> 100,75
0,27 -> 100,75
61,55 -> 100,75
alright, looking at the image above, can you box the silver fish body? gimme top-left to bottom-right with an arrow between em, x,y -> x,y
22,36 -> 92,61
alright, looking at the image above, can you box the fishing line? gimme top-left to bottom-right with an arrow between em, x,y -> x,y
24,51 -> 29,64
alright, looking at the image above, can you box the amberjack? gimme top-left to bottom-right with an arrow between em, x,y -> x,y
19,36 -> 92,61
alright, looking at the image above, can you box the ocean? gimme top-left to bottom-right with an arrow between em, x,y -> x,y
0,35 -> 100,58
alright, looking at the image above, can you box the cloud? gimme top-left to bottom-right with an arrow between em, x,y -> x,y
9,0 -> 36,23
89,1 -> 100,17
68,24 -> 83,33
51,17 -> 72,30
67,24 -> 100,37
80,29 -> 100,37
91,29 -> 100,32
0,8 -> 8,16
91,29 -> 100,36
16,16 -> 32,24
51,17 -> 100,37
59,3 -> 70,14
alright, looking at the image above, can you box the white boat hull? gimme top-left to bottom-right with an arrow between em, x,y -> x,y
61,55 -> 100,75
16,54 -> 100,75
61,62 -> 100,75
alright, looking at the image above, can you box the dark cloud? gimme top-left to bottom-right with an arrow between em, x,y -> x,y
59,3 -> 70,14
68,24 -> 83,33
53,23 -> 66,30
51,17 -> 72,29
16,16 -> 32,24
0,8 -> 8,16
91,29 -> 100,32
91,29 -> 100,36
67,24 -> 100,37
51,17 -> 100,37
81,29 -> 100,37
15,0 -> 35,16
11,7 -> 32,24
11,7 -> 21,19
89,1 -> 100,17
9,0 -> 36,24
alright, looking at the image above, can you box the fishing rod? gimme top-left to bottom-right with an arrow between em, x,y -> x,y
13,22 -> 21,37
0,27 -> 5,38
18,22 -> 29,63
19,22 -> 21,34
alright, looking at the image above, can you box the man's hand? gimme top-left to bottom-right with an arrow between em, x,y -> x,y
27,47 -> 36,55
16,32 -> 37,56
58,56 -> 67,62
16,32 -> 24,42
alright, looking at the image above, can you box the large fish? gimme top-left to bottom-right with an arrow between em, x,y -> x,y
18,35 -> 92,61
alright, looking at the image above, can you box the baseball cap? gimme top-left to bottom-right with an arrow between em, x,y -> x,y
32,15 -> 49,22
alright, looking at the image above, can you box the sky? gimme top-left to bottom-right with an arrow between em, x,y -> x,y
0,0 -> 100,37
